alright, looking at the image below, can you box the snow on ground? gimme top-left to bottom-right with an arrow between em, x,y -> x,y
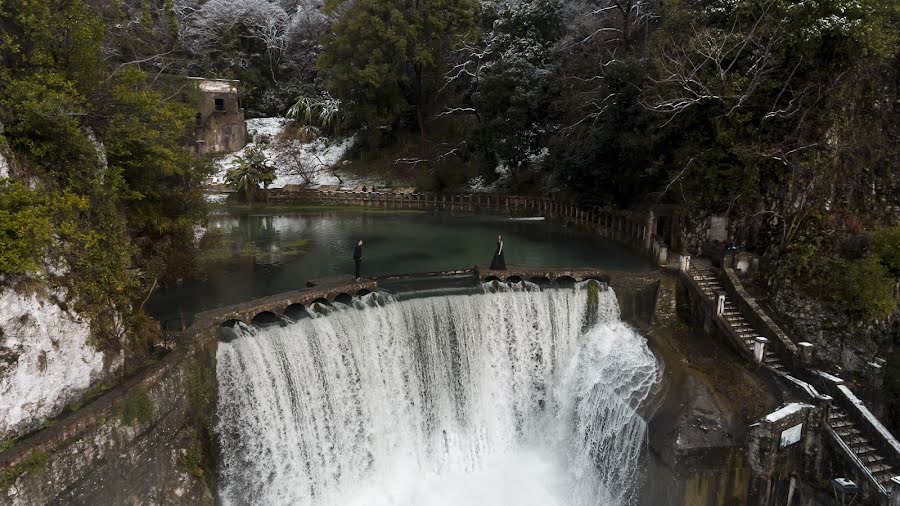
208,117 -> 368,189
0,287 -> 114,439
0,151 -> 8,179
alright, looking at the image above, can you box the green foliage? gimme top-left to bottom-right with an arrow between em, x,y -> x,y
869,226 -> 900,274
0,450 -> 47,491
585,280 -> 600,329
779,240 -> 897,323
287,94 -> 344,135
181,348 -> 217,483
830,257 -> 896,321
467,0 -> 562,178
0,0 -> 208,354
118,387 -> 155,426
0,181 -> 85,273
319,0 -> 478,144
179,439 -> 205,479
225,145 -> 276,202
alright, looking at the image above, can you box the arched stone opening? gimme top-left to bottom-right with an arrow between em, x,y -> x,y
333,293 -> 353,305
311,298 -> 331,313
528,276 -> 551,286
284,303 -> 308,321
484,276 -> 502,283
586,274 -> 611,284
357,288 -> 371,297
251,311 -> 281,327
218,319 -> 245,342
554,276 -> 577,288
507,275 -> 523,284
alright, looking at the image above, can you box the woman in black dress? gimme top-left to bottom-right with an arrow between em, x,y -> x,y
490,234 -> 507,270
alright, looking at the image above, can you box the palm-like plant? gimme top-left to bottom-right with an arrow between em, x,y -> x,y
225,146 -> 276,202
286,93 -> 344,135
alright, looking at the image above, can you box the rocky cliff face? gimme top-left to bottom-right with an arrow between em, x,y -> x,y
0,286 -> 121,440
770,284 -> 894,376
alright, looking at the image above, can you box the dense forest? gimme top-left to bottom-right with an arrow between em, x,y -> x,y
1,1 -> 898,417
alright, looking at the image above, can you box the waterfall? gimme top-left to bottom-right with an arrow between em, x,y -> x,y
216,284 -> 662,506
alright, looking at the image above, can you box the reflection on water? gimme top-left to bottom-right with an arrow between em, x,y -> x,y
146,209 -> 654,324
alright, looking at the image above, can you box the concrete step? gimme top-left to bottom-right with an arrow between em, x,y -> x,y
861,453 -> 885,465
853,445 -> 877,455
830,419 -> 854,430
845,436 -> 871,447
836,426 -> 862,438
869,462 -> 893,474
876,470 -> 896,484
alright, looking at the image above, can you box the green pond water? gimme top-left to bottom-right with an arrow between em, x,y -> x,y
146,208 -> 654,325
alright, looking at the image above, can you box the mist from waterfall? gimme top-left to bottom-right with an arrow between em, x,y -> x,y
215,284 -> 662,505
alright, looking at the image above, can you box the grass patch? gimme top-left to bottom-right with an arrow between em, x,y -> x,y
118,387 -> 155,426
0,450 -> 48,491
66,380 -> 116,413
178,439 -> 205,479
585,280 -> 600,329
0,440 -> 14,454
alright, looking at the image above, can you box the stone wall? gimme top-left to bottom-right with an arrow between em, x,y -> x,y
0,336 -> 217,504
1,285 -> 122,441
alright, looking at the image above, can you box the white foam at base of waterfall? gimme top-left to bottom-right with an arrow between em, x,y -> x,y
216,285 -> 661,506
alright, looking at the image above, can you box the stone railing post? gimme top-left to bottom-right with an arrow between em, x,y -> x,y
754,337 -> 769,364
716,292 -> 726,315
890,477 -> 900,506
680,255 -> 692,272
798,342 -> 815,365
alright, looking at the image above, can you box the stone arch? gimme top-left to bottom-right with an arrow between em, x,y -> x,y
251,311 -> 281,327
507,275 -> 523,284
528,276 -> 551,286
554,276 -> 577,288
284,303 -> 308,321
333,292 -> 353,305
357,288 -> 372,297
218,319 -> 245,342
310,298 -> 331,314
586,274 -> 611,284
484,275 -> 502,283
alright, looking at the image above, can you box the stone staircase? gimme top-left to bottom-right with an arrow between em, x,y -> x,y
829,408 -> 897,495
685,257 -> 898,499
687,261 -> 785,372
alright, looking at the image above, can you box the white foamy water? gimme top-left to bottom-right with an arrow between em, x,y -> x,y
216,285 -> 661,505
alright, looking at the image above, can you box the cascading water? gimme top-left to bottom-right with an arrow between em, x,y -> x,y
216,283 -> 662,506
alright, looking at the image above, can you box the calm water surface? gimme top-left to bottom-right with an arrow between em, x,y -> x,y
146,209 -> 653,324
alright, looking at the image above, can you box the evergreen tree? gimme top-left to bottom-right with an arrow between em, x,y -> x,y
318,0 -> 478,144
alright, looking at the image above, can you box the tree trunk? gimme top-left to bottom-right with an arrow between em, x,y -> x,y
415,63 -> 426,139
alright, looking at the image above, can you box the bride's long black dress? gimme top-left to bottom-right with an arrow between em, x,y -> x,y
490,241 -> 506,270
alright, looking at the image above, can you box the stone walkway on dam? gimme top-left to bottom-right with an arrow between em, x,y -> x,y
189,265 -> 662,340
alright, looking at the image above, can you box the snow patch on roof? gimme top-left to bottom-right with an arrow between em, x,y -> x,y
198,80 -> 238,93
765,403 -> 813,422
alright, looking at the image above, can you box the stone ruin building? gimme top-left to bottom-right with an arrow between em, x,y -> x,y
189,77 -> 247,155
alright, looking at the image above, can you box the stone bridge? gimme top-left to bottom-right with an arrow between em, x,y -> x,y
191,275 -> 377,337
476,265 -> 614,285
